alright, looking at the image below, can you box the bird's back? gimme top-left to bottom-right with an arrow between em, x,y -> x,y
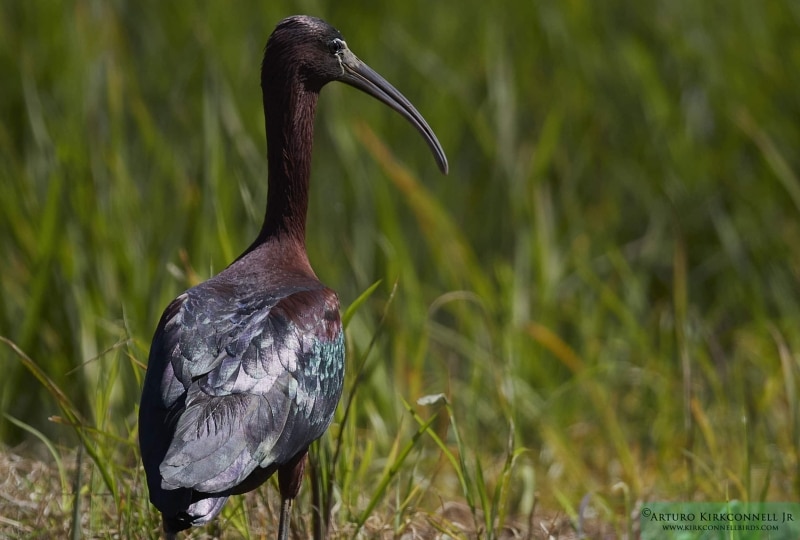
139,262 -> 344,529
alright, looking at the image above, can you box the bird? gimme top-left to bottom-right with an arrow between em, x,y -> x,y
138,14 -> 448,540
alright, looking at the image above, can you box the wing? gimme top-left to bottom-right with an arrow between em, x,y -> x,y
140,279 -> 344,503
139,279 -> 344,524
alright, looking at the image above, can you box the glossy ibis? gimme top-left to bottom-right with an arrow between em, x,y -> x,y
139,14 -> 448,539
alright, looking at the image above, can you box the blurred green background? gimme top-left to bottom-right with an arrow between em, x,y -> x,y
1,0 -> 799,536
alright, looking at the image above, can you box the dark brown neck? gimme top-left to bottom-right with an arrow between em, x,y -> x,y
255,74 -> 319,247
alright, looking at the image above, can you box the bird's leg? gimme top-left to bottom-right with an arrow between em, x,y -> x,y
277,450 -> 308,540
162,518 -> 178,540
278,496 -> 293,540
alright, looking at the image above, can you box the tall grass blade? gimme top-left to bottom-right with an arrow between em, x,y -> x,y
342,279 -> 381,328
352,412 -> 438,537
70,445 -> 82,540
406,398 -> 471,512
4,414 -> 71,511
1,337 -> 119,505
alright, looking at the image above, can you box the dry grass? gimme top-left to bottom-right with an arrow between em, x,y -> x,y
1,444 -> 80,538
0,444 -> 621,539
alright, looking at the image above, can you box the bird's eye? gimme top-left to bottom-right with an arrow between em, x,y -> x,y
328,38 -> 346,55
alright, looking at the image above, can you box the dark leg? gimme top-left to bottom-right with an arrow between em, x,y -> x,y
162,516 -> 178,540
277,450 -> 308,540
277,496 -> 292,540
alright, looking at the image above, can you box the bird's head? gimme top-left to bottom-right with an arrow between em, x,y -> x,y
262,15 -> 448,174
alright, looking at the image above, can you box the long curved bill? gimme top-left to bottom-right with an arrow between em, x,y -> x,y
336,47 -> 449,175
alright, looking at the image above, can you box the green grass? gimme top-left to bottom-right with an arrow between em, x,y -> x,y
2,0 -> 800,537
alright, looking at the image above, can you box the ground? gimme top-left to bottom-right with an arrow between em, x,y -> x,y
0,443 -> 620,539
